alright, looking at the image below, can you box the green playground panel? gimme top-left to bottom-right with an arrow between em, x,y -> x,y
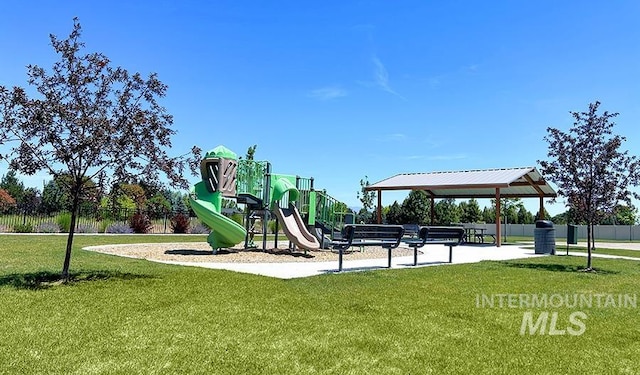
236,159 -> 269,199
195,145 -> 350,245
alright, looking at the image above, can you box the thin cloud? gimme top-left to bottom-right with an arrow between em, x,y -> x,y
427,154 -> 467,161
465,64 -> 479,73
308,86 -> 347,101
371,56 -> 405,100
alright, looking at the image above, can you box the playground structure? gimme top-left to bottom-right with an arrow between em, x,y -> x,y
189,145 -> 350,253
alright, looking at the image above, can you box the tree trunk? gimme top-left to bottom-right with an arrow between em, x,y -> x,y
586,222 -> 592,270
61,187 -> 81,282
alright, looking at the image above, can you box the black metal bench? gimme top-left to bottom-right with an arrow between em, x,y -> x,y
332,224 -> 405,271
403,226 -> 466,265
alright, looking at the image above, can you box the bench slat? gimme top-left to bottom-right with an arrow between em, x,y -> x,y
402,226 -> 465,265
332,225 -> 466,271
332,224 -> 405,271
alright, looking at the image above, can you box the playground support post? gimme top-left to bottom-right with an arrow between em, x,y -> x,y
262,163 -> 272,251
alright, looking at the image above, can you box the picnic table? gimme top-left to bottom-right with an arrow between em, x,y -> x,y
462,226 -> 496,244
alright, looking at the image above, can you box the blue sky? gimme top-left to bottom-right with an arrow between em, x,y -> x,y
1,1 -> 640,216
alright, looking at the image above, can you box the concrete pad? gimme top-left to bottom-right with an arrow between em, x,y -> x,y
151,244 -> 546,279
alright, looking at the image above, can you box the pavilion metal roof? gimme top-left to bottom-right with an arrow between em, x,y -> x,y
365,167 -> 557,199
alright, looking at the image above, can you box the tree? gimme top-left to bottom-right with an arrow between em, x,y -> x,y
460,198 -> 482,223
490,198 -> 520,224
357,176 -> 376,212
21,187 -> 41,212
434,198 -> 460,225
100,183 -> 145,218
538,101 -> 640,271
401,190 -> 431,224
516,205 -> 535,224
166,190 -> 190,213
137,179 -> 164,200
385,201 -> 403,224
42,178 -> 71,213
146,193 -> 171,218
332,201 -> 349,214
0,188 -> 16,212
356,207 -> 374,224
0,170 -> 25,207
42,174 -> 100,214
245,145 -> 257,160
482,206 -> 495,223
119,183 -> 147,210
0,19 -> 200,281
601,204 -> 637,225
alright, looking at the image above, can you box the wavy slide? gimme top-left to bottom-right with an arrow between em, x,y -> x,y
190,197 -> 246,250
274,202 -> 320,251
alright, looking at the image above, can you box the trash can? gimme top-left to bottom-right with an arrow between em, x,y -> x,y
567,224 -> 578,245
534,220 -> 556,254
344,213 -> 355,225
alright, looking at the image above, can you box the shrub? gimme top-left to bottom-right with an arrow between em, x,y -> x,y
129,212 -> 152,234
231,213 -> 244,226
14,223 -> 33,233
99,220 -> 113,233
268,219 -> 279,234
35,222 -> 61,233
0,189 -> 16,212
56,212 -> 72,232
170,213 -> 191,234
76,223 -> 99,233
190,222 -> 210,234
0,224 -> 10,233
105,223 -> 134,234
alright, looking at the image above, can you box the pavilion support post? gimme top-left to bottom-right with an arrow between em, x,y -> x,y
430,196 -> 435,225
377,190 -> 382,224
539,196 -> 544,220
495,188 -> 502,247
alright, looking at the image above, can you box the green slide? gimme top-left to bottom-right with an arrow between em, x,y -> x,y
190,182 -> 246,250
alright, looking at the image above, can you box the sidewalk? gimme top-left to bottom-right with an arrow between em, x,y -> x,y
155,244 -> 545,279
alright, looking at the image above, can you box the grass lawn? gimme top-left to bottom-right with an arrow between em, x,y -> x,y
561,246 -> 640,259
1,235 -> 639,374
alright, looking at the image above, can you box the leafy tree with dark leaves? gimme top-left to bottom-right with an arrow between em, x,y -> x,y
539,101 -> 640,271
0,18 -> 200,281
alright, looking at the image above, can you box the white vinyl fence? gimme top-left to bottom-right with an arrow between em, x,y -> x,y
468,223 -> 640,242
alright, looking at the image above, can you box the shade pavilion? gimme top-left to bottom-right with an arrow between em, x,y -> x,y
364,167 -> 557,246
